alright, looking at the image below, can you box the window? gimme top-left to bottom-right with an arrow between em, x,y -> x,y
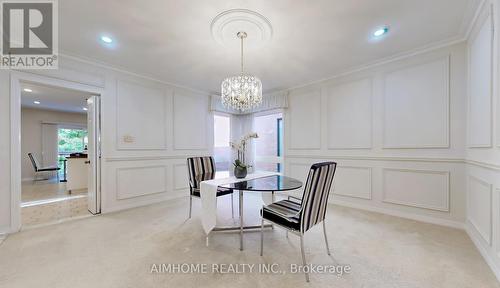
57,127 -> 88,176
213,114 -> 231,171
58,128 -> 88,154
254,112 -> 283,172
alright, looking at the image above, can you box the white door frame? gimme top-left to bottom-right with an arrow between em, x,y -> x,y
10,71 -> 104,232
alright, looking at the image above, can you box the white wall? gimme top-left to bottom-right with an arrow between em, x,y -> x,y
21,108 -> 87,180
283,41 -> 468,228
465,0 -> 500,280
0,55 -> 213,234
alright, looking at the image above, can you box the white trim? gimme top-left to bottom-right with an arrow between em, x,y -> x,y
104,155 -> 201,162
464,0 -> 489,40
466,159 -> 500,170
329,200 -> 464,230
287,86 -> 322,150
467,5 -> 495,148
273,37 -> 465,95
172,90 -> 209,151
467,175 -> 493,245
466,221 -> 500,282
173,163 -> 189,191
286,154 -> 465,163
9,71 -> 104,233
59,52 -> 210,96
381,56 -> 451,149
115,79 -> 169,151
116,165 -> 168,200
382,168 -> 450,212
326,77 -> 373,150
332,166 -> 372,200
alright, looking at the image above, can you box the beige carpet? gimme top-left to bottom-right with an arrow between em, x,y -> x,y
0,194 -> 498,288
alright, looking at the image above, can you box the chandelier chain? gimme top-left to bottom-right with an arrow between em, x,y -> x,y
221,31 -> 262,112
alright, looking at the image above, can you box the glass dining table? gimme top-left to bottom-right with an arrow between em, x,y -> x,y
216,174 -> 303,251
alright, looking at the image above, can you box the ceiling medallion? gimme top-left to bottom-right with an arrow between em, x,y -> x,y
220,31 -> 262,112
211,9 -> 273,49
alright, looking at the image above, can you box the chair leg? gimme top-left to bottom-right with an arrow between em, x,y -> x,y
188,195 -> 192,219
260,216 -> 264,256
300,234 -> 310,282
323,220 -> 331,256
231,193 -> 234,219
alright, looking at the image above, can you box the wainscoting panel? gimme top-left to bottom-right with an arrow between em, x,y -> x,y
383,57 -> 450,148
288,162 -> 311,184
116,80 -> 168,150
333,166 -> 372,200
382,168 -> 450,212
174,163 -> 189,190
173,90 -> 209,150
116,165 -> 168,200
288,87 -> 322,150
468,14 -> 493,148
468,175 -> 493,245
327,78 -> 372,149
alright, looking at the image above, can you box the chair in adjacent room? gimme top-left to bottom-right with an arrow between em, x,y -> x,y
187,156 -> 234,219
28,152 -> 61,182
260,161 -> 337,282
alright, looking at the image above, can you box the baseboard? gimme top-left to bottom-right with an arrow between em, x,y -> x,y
102,190 -> 187,214
466,221 -> 500,282
330,199 -> 465,230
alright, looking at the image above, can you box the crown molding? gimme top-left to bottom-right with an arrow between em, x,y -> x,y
58,51 -> 211,96
463,0 -> 489,40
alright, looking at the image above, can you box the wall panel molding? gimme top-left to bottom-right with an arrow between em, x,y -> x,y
467,12 -> 494,148
382,168 -> 450,212
173,90 -> 209,150
116,165 -> 168,200
382,56 -> 450,149
105,155 -> 199,162
468,175 -> 493,245
286,154 -> 464,163
332,166 -> 372,200
115,79 -> 168,150
288,87 -> 322,150
326,78 -> 373,149
173,163 -> 189,190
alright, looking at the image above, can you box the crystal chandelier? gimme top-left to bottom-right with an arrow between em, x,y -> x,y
221,32 -> 262,112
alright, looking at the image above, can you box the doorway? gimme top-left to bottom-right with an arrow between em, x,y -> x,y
10,72 -> 102,230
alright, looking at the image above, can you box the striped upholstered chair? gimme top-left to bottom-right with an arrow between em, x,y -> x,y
260,162 -> 337,282
186,156 -> 234,219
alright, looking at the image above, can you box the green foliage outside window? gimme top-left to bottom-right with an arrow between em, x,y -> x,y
58,128 -> 88,153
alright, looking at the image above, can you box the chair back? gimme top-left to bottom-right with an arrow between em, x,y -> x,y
186,156 -> 216,190
28,153 -> 40,172
300,162 -> 337,232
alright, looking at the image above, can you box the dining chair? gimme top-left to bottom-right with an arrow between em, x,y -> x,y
28,153 -> 61,183
260,161 -> 337,282
186,156 -> 234,219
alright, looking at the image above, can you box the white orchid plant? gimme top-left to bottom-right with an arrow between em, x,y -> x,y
230,132 -> 258,168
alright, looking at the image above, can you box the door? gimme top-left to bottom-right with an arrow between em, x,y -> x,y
87,95 -> 101,214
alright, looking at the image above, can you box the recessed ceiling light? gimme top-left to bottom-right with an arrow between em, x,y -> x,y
100,36 -> 113,44
82,107 -> 88,111
23,88 -> 33,92
373,27 -> 389,37
33,101 -> 40,104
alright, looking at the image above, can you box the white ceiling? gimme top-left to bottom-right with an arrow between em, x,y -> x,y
21,82 -> 91,114
59,0 -> 479,94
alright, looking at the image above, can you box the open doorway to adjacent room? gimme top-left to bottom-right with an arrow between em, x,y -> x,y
17,80 -> 101,228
